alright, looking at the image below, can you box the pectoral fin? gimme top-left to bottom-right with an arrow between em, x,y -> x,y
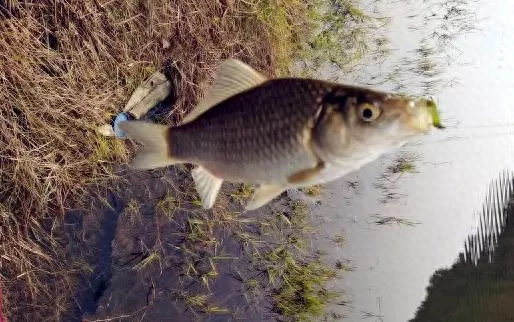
245,184 -> 288,211
191,166 -> 223,209
287,162 -> 325,184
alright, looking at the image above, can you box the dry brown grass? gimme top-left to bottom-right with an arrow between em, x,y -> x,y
0,0 -> 280,320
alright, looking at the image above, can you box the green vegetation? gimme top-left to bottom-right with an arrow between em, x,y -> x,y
301,185 -> 324,197
370,214 -> 420,227
118,190 -> 341,320
239,200 -> 342,321
249,0 -> 376,75
333,235 -> 346,247
387,152 -> 421,177
173,291 -> 229,314
375,151 -> 422,204
124,199 -> 142,225
156,193 -> 178,219
230,183 -> 255,205
132,251 -> 161,271
272,258 -> 337,320
299,0 -> 371,72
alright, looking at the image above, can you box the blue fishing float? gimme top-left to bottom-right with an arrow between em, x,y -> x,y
112,112 -> 135,139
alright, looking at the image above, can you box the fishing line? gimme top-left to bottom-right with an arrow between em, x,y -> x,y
407,130 -> 514,146
403,116 -> 514,145
450,123 -> 514,130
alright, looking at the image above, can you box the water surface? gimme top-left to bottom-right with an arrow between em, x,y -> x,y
312,1 -> 514,320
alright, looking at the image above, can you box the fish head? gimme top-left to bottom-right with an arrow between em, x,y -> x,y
313,86 -> 442,163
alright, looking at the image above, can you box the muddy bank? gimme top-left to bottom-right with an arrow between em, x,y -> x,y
58,159 -> 340,321
59,166 -> 255,321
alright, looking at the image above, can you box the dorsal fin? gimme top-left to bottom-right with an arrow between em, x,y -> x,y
181,59 -> 268,124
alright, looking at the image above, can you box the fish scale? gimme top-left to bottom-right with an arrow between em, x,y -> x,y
170,79 -> 326,182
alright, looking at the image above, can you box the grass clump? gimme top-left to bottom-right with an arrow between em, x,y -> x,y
179,291 -> 228,315
124,199 -> 141,224
387,152 -> 421,176
271,251 -> 338,321
240,200 -> 341,321
248,0 -> 311,74
301,185 -> 324,197
132,251 -> 161,271
156,193 -> 178,219
301,0 -> 372,71
332,235 -> 346,248
230,183 -> 254,205
246,0 -> 376,75
375,151 -> 421,203
370,214 -> 420,227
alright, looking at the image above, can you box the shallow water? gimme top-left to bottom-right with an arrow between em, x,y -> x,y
311,0 -> 514,321
62,166 -> 261,321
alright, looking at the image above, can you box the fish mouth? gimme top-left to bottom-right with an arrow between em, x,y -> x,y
407,98 -> 444,132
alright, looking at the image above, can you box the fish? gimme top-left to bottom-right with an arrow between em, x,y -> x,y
119,58 -> 443,211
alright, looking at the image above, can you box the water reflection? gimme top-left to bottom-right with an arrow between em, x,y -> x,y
411,171 -> 514,321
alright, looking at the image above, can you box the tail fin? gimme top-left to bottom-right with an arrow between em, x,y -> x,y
118,121 -> 181,170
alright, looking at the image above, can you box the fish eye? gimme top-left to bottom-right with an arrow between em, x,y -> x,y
358,102 -> 380,122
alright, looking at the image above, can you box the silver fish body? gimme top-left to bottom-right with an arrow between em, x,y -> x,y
171,78 -> 336,184
119,59 -> 441,210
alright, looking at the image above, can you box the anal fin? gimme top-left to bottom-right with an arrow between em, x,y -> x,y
245,184 -> 288,211
191,166 -> 223,209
